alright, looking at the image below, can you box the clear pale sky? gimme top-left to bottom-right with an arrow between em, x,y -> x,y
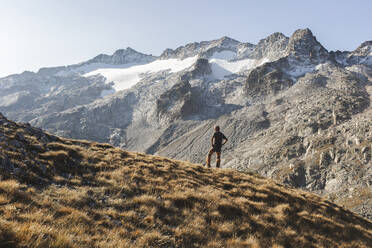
0,0 -> 371,77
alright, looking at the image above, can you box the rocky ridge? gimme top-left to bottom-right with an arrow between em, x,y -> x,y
160,36 -> 242,60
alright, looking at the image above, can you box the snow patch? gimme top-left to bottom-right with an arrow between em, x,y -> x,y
287,65 -> 315,77
84,56 -> 198,91
0,93 -> 23,107
100,89 -> 116,98
258,57 -> 270,66
209,58 -> 256,79
237,45 -> 255,59
287,58 -> 315,77
315,63 -> 328,71
211,50 -> 236,60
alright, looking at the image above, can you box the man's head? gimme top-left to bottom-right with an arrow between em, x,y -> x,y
214,126 -> 220,132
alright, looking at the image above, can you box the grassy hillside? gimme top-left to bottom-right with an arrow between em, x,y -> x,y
0,113 -> 371,248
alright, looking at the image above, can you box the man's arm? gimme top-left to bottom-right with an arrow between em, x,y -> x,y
222,135 -> 228,145
211,136 -> 214,146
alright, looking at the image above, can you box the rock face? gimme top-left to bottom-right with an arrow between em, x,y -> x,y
160,36 -> 241,59
249,32 -> 289,61
0,28 -> 371,219
156,79 -> 198,124
285,28 -> 329,61
244,59 -> 295,102
87,47 -> 156,65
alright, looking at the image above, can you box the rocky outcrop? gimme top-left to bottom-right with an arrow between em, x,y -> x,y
243,29 -> 335,103
244,59 -> 294,102
285,28 -> 329,62
186,58 -> 212,78
160,36 -> 241,59
156,79 -> 198,124
347,41 -> 372,65
249,32 -> 289,61
28,90 -> 137,150
86,47 -> 156,65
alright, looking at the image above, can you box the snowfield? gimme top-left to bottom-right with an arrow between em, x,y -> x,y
209,50 -> 257,78
210,58 -> 256,78
211,50 -> 236,60
82,49 -> 270,94
84,56 -> 198,92
80,46 -> 279,95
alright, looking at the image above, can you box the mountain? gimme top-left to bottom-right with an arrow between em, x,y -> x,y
0,28 -> 371,220
0,113 -> 371,247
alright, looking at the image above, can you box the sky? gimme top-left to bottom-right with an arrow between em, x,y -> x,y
0,0 -> 371,78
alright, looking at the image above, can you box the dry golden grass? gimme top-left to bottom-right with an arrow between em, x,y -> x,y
0,117 -> 371,247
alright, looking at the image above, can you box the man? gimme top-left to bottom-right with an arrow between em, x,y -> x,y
206,126 -> 228,168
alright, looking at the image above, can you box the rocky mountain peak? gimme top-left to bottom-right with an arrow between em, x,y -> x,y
346,40 -> 372,66
352,41 -> 372,56
88,47 -> 156,65
286,28 -> 328,61
214,36 -> 240,47
360,40 -> 372,47
113,47 -> 140,56
160,36 -> 242,60
249,32 -> 289,60
290,28 -> 314,40
261,32 -> 288,44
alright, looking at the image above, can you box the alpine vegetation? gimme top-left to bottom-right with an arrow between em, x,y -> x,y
0,113 -> 371,247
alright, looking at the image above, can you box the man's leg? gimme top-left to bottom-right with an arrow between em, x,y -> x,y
216,152 -> 221,168
206,148 -> 214,168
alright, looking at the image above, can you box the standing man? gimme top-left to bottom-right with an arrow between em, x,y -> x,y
206,126 -> 228,168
